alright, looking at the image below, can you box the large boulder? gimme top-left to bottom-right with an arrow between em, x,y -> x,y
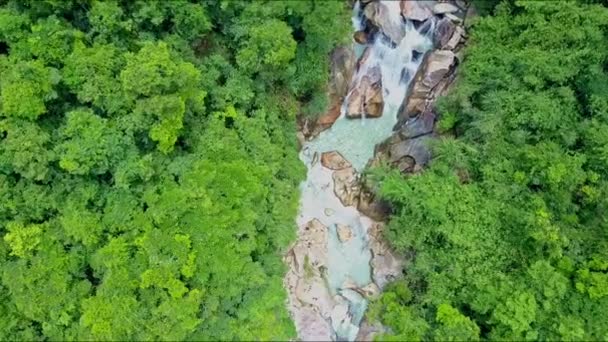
434,17 -> 456,49
321,151 -> 352,170
329,46 -> 356,99
333,167 -> 360,207
400,0 -> 433,22
345,66 -> 384,118
364,1 -> 405,44
371,110 -> 436,174
367,223 -> 404,288
398,49 -> 455,120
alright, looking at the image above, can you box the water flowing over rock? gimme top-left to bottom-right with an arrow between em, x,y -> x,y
363,1 -> 405,44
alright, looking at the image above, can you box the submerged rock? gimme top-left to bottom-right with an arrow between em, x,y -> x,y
321,151 -> 352,170
399,49 -> 455,120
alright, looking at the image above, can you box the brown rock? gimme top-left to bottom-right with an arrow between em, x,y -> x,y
354,31 -> 368,44
345,66 -> 384,118
445,25 -> 465,50
321,151 -> 352,170
336,224 -> 353,243
423,50 -> 456,89
317,102 -> 341,126
434,17 -> 456,49
332,168 -> 360,207
398,50 -> 455,120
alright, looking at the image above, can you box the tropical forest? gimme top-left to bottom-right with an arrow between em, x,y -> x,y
0,0 -> 606,341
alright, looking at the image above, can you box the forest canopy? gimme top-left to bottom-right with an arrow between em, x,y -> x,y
370,0 -> 608,340
0,0 -> 350,340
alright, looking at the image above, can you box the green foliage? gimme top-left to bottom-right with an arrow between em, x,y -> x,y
371,1 -> 608,341
0,0 -> 347,340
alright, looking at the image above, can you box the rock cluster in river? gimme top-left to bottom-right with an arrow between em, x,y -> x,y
290,1 -> 472,340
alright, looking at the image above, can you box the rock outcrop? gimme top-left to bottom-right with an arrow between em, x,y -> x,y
284,219 -> 335,340
321,151 -> 352,170
333,167 -> 360,207
345,65 -> 384,119
397,50 -> 455,124
300,46 -> 356,140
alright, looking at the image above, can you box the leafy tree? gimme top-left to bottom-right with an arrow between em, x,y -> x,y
371,1 -> 608,340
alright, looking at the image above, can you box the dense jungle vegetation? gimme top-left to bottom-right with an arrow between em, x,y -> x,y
371,0 -> 608,340
0,0 -> 350,340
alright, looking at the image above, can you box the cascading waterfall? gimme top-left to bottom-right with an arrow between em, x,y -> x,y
287,1 -> 436,340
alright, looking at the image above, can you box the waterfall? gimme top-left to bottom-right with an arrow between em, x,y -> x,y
286,1 -> 436,340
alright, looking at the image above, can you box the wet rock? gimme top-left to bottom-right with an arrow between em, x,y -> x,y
345,66 -> 384,118
423,50 -> 456,90
321,151 -> 352,170
364,2 -> 405,44
332,167 -> 360,207
433,2 -> 460,14
354,31 -> 368,44
399,49 -> 455,120
336,224 -> 353,242
434,17 -> 456,49
400,0 -> 433,22
324,208 -> 335,217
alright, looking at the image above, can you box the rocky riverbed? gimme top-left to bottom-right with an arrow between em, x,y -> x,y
286,1 -> 471,340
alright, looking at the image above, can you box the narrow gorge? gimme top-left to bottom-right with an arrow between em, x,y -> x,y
284,0 -> 470,340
